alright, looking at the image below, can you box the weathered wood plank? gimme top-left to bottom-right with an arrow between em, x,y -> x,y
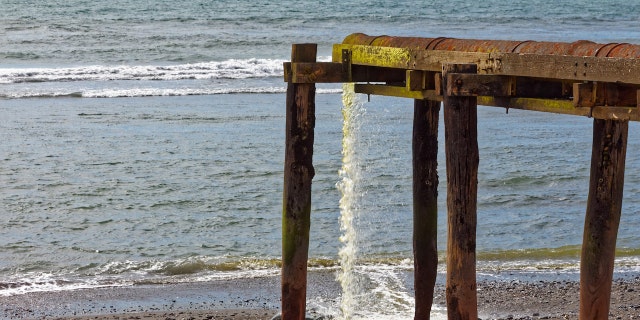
498,53 -> 640,85
580,118 -> 628,320
601,83 -> 638,107
573,82 -> 597,108
333,44 -> 496,74
445,74 -> 514,97
478,96 -> 588,117
282,43 -> 317,320
514,78 -> 568,99
286,62 -> 407,84
333,44 -> 415,69
573,82 -> 639,109
332,44 -> 640,84
287,62 -> 346,83
346,89 -> 640,121
353,65 -> 407,83
482,97 -> 640,121
407,70 -> 434,91
413,99 -> 440,320
591,106 -> 640,121
443,63 -> 479,320
354,84 -> 441,100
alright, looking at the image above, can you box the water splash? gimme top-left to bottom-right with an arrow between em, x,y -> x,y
336,83 -> 366,320
334,85 -> 447,320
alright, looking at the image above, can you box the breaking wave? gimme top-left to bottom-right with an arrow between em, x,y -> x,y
0,59 -> 286,84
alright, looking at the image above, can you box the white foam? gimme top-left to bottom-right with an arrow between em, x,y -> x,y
82,86 -> 287,98
0,58 -> 286,84
0,272 -> 130,297
0,256 -> 284,297
307,264 -> 447,320
0,86 -> 342,99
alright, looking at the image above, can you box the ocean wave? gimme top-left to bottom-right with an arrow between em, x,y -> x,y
0,56 -> 334,85
0,87 -> 343,99
0,58 -> 286,84
0,256 -> 339,296
0,257 -> 283,296
0,273 -> 128,297
477,246 -> 640,261
1,253 -> 639,297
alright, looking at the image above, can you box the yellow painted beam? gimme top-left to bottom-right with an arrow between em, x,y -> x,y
354,84 -> 441,100
332,44 -> 640,85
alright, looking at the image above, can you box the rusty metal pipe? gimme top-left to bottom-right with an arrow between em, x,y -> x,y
343,33 -> 640,58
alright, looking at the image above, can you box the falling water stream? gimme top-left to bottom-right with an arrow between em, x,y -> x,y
336,83 -> 366,319
334,84 -> 446,320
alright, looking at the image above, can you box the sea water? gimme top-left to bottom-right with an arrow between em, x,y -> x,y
2,0 -> 640,318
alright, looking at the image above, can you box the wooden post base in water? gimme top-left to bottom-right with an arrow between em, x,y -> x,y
413,99 -> 440,320
282,43 -> 317,320
580,118 -> 628,320
443,64 -> 479,320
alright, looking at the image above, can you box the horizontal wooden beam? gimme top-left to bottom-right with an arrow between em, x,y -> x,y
446,74 -> 514,97
354,84 -> 441,100
591,106 -> 640,121
282,43 -> 640,121
333,44 -> 497,74
332,44 -> 640,85
479,97 -> 640,121
499,53 -> 640,85
285,62 -> 407,84
478,96 -> 588,117
349,86 -> 638,121
572,82 -> 639,108
287,60 -> 639,111
284,62 -> 346,83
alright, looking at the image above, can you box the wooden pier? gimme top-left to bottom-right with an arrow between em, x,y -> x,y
281,34 -> 640,320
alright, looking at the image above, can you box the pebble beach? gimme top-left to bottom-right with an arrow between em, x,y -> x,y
2,271 -> 639,320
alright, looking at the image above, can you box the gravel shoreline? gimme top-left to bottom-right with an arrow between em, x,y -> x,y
2,272 -> 639,319
474,277 -> 640,319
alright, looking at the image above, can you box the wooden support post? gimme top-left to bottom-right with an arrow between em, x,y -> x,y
413,99 -> 440,320
580,118 -> 628,320
442,64 -> 479,320
282,43 -> 317,320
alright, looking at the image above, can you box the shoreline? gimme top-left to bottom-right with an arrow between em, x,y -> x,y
1,271 -> 639,319
475,277 -> 640,319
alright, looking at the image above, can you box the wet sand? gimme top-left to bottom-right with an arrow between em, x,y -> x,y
2,271 -> 639,319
